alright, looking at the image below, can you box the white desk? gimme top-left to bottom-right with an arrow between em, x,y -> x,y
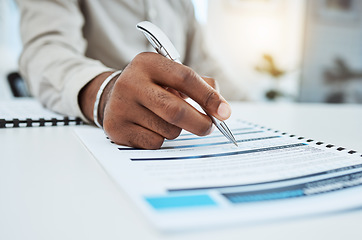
1,102 -> 362,240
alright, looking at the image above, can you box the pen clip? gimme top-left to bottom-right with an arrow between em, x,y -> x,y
136,21 -> 181,63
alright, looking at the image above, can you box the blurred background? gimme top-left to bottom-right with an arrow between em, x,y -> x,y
1,0 -> 362,103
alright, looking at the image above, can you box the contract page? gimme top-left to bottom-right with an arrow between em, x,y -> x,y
75,119 -> 362,231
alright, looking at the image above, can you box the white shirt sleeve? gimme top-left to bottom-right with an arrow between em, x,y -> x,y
17,0 -> 247,121
17,0 -> 112,120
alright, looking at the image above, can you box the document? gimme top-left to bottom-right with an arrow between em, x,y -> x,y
75,119 -> 362,231
0,99 -> 82,128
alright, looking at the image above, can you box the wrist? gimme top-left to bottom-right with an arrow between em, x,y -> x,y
78,71 -> 121,126
94,70 -> 122,127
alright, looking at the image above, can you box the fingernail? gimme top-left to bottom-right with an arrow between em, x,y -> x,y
217,102 -> 231,120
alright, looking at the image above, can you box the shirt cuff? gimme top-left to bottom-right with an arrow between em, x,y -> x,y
64,65 -> 114,122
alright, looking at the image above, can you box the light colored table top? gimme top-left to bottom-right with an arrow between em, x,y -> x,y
1,102 -> 361,240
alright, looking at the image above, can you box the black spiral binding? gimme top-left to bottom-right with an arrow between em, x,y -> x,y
237,119 -> 361,158
0,117 -> 84,128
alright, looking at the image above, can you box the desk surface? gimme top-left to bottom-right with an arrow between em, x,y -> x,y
1,102 -> 362,240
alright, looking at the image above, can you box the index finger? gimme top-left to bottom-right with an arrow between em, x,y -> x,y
137,53 -> 232,121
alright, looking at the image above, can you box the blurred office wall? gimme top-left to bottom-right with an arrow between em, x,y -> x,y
205,0 -> 306,102
204,0 -> 362,103
300,0 -> 362,103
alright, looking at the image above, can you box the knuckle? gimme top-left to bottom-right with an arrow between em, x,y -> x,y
203,90 -> 218,109
104,130 -> 126,147
163,103 -> 185,125
196,122 -> 212,136
129,52 -> 150,69
146,117 -> 181,140
129,54 -> 142,67
135,133 -> 164,150
178,67 -> 198,87
133,52 -> 149,62
147,138 -> 164,149
109,127 -> 164,150
132,52 -> 157,67
166,127 -> 182,140
103,119 -> 127,144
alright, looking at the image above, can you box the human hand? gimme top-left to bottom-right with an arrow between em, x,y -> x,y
80,52 -> 231,149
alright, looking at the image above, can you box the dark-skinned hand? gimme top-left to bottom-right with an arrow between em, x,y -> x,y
79,52 -> 231,149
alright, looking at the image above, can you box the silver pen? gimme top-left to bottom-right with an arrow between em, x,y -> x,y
136,21 -> 238,146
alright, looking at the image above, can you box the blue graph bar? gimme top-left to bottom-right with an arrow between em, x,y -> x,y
145,194 -> 217,210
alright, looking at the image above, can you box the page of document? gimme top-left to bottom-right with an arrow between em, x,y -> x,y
75,119 -> 362,231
